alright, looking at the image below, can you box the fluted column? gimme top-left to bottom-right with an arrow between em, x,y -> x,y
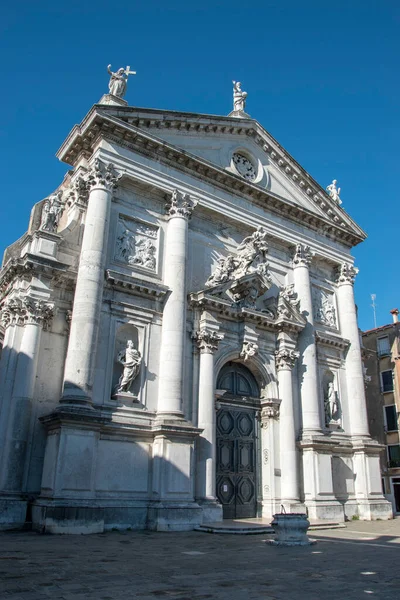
0,296 -> 53,491
61,160 -> 120,406
293,244 -> 322,435
336,263 -> 369,437
157,190 -> 196,418
193,329 -> 223,502
275,344 -> 300,507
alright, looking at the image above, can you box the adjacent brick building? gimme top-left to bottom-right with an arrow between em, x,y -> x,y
363,309 -> 400,514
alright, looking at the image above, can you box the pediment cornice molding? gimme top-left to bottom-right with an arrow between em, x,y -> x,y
57,107 -> 365,247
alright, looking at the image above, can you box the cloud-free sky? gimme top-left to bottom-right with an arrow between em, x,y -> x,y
1,0 -> 398,330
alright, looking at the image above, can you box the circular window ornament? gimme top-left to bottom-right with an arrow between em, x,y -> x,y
232,153 -> 257,182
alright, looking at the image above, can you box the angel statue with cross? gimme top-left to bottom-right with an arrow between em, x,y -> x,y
107,64 -> 136,99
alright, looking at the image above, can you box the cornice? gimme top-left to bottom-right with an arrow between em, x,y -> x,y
315,330 -> 350,350
106,269 -> 169,300
0,254 -> 70,301
57,107 -> 365,248
189,291 -> 305,333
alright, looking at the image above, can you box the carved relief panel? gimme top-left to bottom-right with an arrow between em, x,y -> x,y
312,286 -> 337,329
115,216 -> 158,273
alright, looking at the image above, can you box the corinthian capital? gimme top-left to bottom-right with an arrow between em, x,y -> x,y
192,329 -> 224,354
0,297 -> 24,328
87,158 -> 121,192
22,297 -> 54,329
165,189 -> 196,220
275,348 -> 299,371
292,243 -> 313,268
0,296 -> 54,330
336,262 -> 358,286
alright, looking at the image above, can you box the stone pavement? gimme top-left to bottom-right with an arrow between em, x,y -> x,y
1,519 -> 400,600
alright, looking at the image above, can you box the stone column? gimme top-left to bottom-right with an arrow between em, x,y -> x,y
293,244 -> 322,435
336,263 -> 369,437
0,296 -> 53,493
275,344 -> 300,508
157,190 -> 195,418
193,329 -> 223,505
61,160 -> 120,406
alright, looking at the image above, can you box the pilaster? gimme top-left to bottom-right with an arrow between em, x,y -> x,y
193,328 -> 223,522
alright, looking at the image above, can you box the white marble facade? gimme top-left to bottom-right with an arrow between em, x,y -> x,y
0,90 -> 392,533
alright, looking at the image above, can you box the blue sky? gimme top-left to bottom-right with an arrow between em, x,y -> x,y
1,0 -> 398,330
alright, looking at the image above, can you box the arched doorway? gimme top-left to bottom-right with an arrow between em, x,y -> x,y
216,362 -> 260,519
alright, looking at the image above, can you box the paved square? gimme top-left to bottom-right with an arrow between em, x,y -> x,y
1,519 -> 399,600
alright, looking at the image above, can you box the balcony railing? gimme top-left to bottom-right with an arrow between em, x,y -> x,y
388,459 -> 400,469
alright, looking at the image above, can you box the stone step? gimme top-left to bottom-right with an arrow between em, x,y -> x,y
195,520 -> 346,535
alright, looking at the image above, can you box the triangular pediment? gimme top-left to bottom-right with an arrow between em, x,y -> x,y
57,103 -> 366,245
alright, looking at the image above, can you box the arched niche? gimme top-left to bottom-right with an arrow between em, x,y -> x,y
111,323 -> 141,398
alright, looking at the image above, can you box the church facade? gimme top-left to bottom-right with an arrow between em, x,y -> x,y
0,81 -> 392,533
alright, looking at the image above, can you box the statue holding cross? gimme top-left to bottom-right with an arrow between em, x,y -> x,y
107,64 -> 136,99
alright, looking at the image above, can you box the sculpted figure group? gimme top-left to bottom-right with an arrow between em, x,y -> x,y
206,226 -> 269,287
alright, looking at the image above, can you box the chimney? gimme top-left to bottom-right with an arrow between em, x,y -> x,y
390,308 -> 399,323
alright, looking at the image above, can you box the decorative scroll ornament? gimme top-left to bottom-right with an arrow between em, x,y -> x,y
67,176 -> 90,207
192,329 -> 224,354
326,179 -> 342,205
292,243 -> 313,268
336,262 -> 358,285
277,284 -> 300,320
115,340 -> 142,394
40,191 -> 65,233
206,226 -> 270,287
0,296 -> 54,330
275,348 -> 299,371
87,158 -> 121,191
260,398 -> 281,424
165,189 -> 195,220
240,341 -> 259,361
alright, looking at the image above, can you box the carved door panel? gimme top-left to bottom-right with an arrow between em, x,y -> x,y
216,406 -> 257,519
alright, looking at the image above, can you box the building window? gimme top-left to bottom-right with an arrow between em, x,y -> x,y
377,336 -> 391,357
381,370 -> 394,393
388,445 -> 400,468
384,405 -> 398,431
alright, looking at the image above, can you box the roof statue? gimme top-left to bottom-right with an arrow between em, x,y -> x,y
326,179 -> 342,205
229,81 -> 249,117
107,64 -> 136,99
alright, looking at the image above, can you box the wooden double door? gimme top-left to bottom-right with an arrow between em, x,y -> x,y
216,404 -> 257,519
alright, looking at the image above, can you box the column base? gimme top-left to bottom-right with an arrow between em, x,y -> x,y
147,501 -> 203,531
280,499 -> 307,515
32,503 -> 105,534
0,496 -> 28,531
305,499 -> 345,522
197,500 -> 223,523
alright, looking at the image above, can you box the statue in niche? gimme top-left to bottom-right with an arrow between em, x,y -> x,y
232,81 -> 247,113
324,382 -> 340,425
107,64 -> 136,98
326,179 -> 342,205
115,340 -> 142,394
40,191 -> 65,233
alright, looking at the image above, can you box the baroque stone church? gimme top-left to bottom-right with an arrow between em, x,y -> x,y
0,71 -> 392,533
